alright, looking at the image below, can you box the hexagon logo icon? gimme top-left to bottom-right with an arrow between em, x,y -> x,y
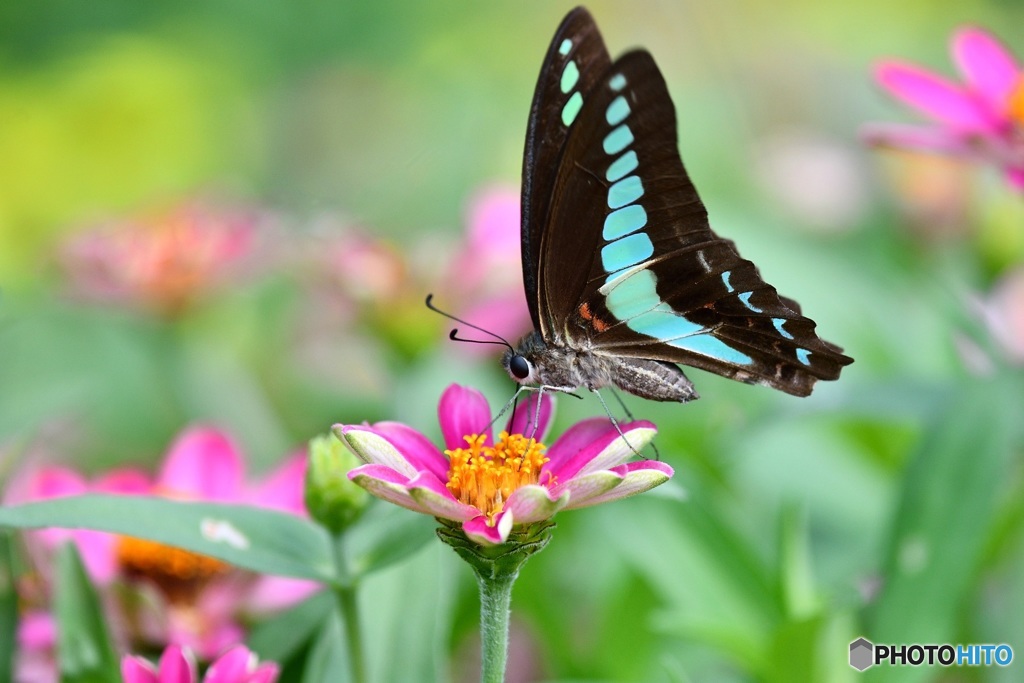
849,637 -> 874,671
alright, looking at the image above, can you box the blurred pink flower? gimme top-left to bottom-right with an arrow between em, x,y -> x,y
123,644 -> 278,683
336,384 -> 672,545
13,426 -> 316,667
862,27 -> 1024,190
444,186 -> 533,352
14,611 -> 58,683
60,202 -> 261,316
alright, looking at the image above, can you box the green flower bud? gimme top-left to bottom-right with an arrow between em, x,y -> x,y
304,433 -> 369,535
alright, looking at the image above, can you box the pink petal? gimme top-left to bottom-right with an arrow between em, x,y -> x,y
248,576 -> 322,612
875,61 -> 997,132
1005,166 -> 1024,190
366,421 -> 449,480
158,427 -> 245,502
505,392 -> 555,442
337,426 -> 431,479
122,657 -> 160,683
31,467 -> 88,498
438,384 -> 494,449
541,419 -> 610,475
952,26 -> 1021,115
17,611 -> 56,649
406,471 -> 481,521
157,645 -> 196,683
348,464 -> 434,514
167,612 -> 244,662
246,663 -> 280,683
203,646 -> 253,683
466,185 -> 521,256
247,453 -> 306,514
71,529 -> 120,584
544,419 -> 656,482
93,468 -> 151,494
462,512 -> 514,545
860,122 -> 973,154
503,484 -> 568,524
553,470 -> 622,508
563,460 -> 674,509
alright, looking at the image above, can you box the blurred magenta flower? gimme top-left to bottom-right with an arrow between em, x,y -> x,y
59,201 -> 261,316
14,611 -> 58,683
863,27 -> 1024,190
336,384 -> 672,545
443,185 -> 533,351
13,426 -> 315,662
122,644 -> 278,683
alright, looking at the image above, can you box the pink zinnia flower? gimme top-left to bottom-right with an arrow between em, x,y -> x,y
336,384 -> 672,545
122,644 -> 278,683
12,426 -> 316,664
60,201 -> 260,316
862,27 -> 1024,190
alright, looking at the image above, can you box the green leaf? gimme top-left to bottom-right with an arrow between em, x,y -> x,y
777,503 -> 819,621
344,503 -> 435,580
53,542 -> 120,683
364,544 -> 454,683
864,379 -> 1016,682
248,590 -> 334,665
301,612 -> 352,683
0,533 -> 16,683
0,495 -> 336,583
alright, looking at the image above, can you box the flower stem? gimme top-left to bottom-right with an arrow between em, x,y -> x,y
477,570 -> 516,683
335,584 -> 366,683
435,519 -> 555,683
332,537 -> 366,683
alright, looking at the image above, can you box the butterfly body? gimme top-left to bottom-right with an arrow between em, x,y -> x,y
505,7 -> 852,401
504,330 -> 698,402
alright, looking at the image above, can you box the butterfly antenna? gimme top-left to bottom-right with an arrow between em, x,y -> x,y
425,294 -> 514,352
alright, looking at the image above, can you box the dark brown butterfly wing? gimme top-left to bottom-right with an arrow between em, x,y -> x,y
521,7 -> 610,334
533,49 -> 852,396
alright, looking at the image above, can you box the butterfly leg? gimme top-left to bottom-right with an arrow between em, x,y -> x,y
592,387 -> 646,458
491,385 -> 582,439
609,388 -> 662,460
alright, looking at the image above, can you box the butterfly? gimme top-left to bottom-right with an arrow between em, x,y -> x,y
500,6 -> 853,402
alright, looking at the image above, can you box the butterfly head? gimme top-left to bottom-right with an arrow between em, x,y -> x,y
502,331 -> 545,385
502,329 -> 596,391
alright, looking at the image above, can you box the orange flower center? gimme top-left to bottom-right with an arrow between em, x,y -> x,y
116,535 -> 228,603
1009,78 -> 1024,127
445,432 -> 552,525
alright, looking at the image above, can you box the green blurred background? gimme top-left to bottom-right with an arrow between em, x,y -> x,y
2,0 -> 1024,681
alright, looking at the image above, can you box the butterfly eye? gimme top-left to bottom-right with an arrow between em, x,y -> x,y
509,354 -> 531,380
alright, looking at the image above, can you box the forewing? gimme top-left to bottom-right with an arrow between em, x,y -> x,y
521,7 -> 611,333
537,50 -> 852,396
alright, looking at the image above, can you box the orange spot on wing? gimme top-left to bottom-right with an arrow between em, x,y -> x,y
579,302 -> 609,333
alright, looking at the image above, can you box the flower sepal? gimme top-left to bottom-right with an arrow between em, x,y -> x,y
435,517 -> 555,581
